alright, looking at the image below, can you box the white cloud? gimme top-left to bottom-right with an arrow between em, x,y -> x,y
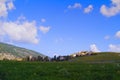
109,44 -> 120,52
0,21 -> 5,36
17,15 -> 26,20
84,5 -> 93,13
7,1 -> 15,10
0,19 -> 39,44
100,0 -> 120,17
90,44 -> 100,52
104,35 -> 110,40
0,0 -> 51,44
115,31 -> 120,38
41,18 -> 46,23
39,26 -> 50,34
0,0 -> 15,18
68,3 -> 82,9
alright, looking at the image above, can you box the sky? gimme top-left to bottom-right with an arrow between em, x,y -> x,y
0,0 -> 120,57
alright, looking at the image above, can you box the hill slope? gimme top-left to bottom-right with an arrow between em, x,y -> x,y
0,42 -> 45,60
70,52 -> 120,63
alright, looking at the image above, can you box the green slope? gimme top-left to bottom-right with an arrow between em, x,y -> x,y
70,52 -> 120,63
0,42 -> 45,58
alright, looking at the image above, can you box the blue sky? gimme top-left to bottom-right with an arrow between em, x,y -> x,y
0,0 -> 120,57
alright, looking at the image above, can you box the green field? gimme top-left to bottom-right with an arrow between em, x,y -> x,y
70,52 -> 120,63
0,61 -> 120,80
0,52 -> 120,80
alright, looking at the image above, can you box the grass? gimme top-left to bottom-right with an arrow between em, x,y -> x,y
0,52 -> 120,80
0,61 -> 120,80
70,52 -> 120,63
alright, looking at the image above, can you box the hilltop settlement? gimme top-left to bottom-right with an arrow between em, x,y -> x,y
0,51 -> 97,61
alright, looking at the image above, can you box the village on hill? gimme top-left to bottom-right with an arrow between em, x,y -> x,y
0,51 -> 97,62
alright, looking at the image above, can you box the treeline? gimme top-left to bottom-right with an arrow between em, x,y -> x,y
24,55 -> 71,62
51,55 -> 71,61
24,51 -> 98,62
25,56 -> 50,61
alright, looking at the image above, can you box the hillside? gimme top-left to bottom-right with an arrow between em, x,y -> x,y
0,42 -> 45,60
70,52 -> 120,63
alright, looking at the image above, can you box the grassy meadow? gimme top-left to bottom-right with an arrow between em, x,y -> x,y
70,52 -> 120,63
0,61 -> 120,80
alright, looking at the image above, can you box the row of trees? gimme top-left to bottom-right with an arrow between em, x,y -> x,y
25,55 -> 71,62
24,52 -> 97,62
25,56 -> 49,61
51,55 -> 71,61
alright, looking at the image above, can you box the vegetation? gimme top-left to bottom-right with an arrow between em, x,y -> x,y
70,52 -> 120,63
0,42 -> 45,59
0,61 -> 120,80
0,42 -> 120,80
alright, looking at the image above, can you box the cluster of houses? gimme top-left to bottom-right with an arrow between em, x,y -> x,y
20,51 -> 97,62
70,51 -> 94,57
51,51 -> 97,61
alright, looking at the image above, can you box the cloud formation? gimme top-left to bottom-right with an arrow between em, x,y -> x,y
0,19 -> 39,44
0,0 -> 15,18
0,1 -> 52,44
39,26 -> 51,34
84,5 -> 93,13
109,44 -> 120,52
41,18 -> 46,23
7,1 -> 15,10
115,31 -> 120,38
100,0 -> 120,17
68,3 -> 82,9
90,44 -> 100,52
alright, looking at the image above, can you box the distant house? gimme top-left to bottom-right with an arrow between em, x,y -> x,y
29,55 -> 32,60
56,56 -> 71,61
70,51 -> 93,57
15,58 -> 23,61
71,54 -> 76,57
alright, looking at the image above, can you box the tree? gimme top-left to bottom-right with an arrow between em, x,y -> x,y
37,56 -> 43,61
44,56 -> 49,61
